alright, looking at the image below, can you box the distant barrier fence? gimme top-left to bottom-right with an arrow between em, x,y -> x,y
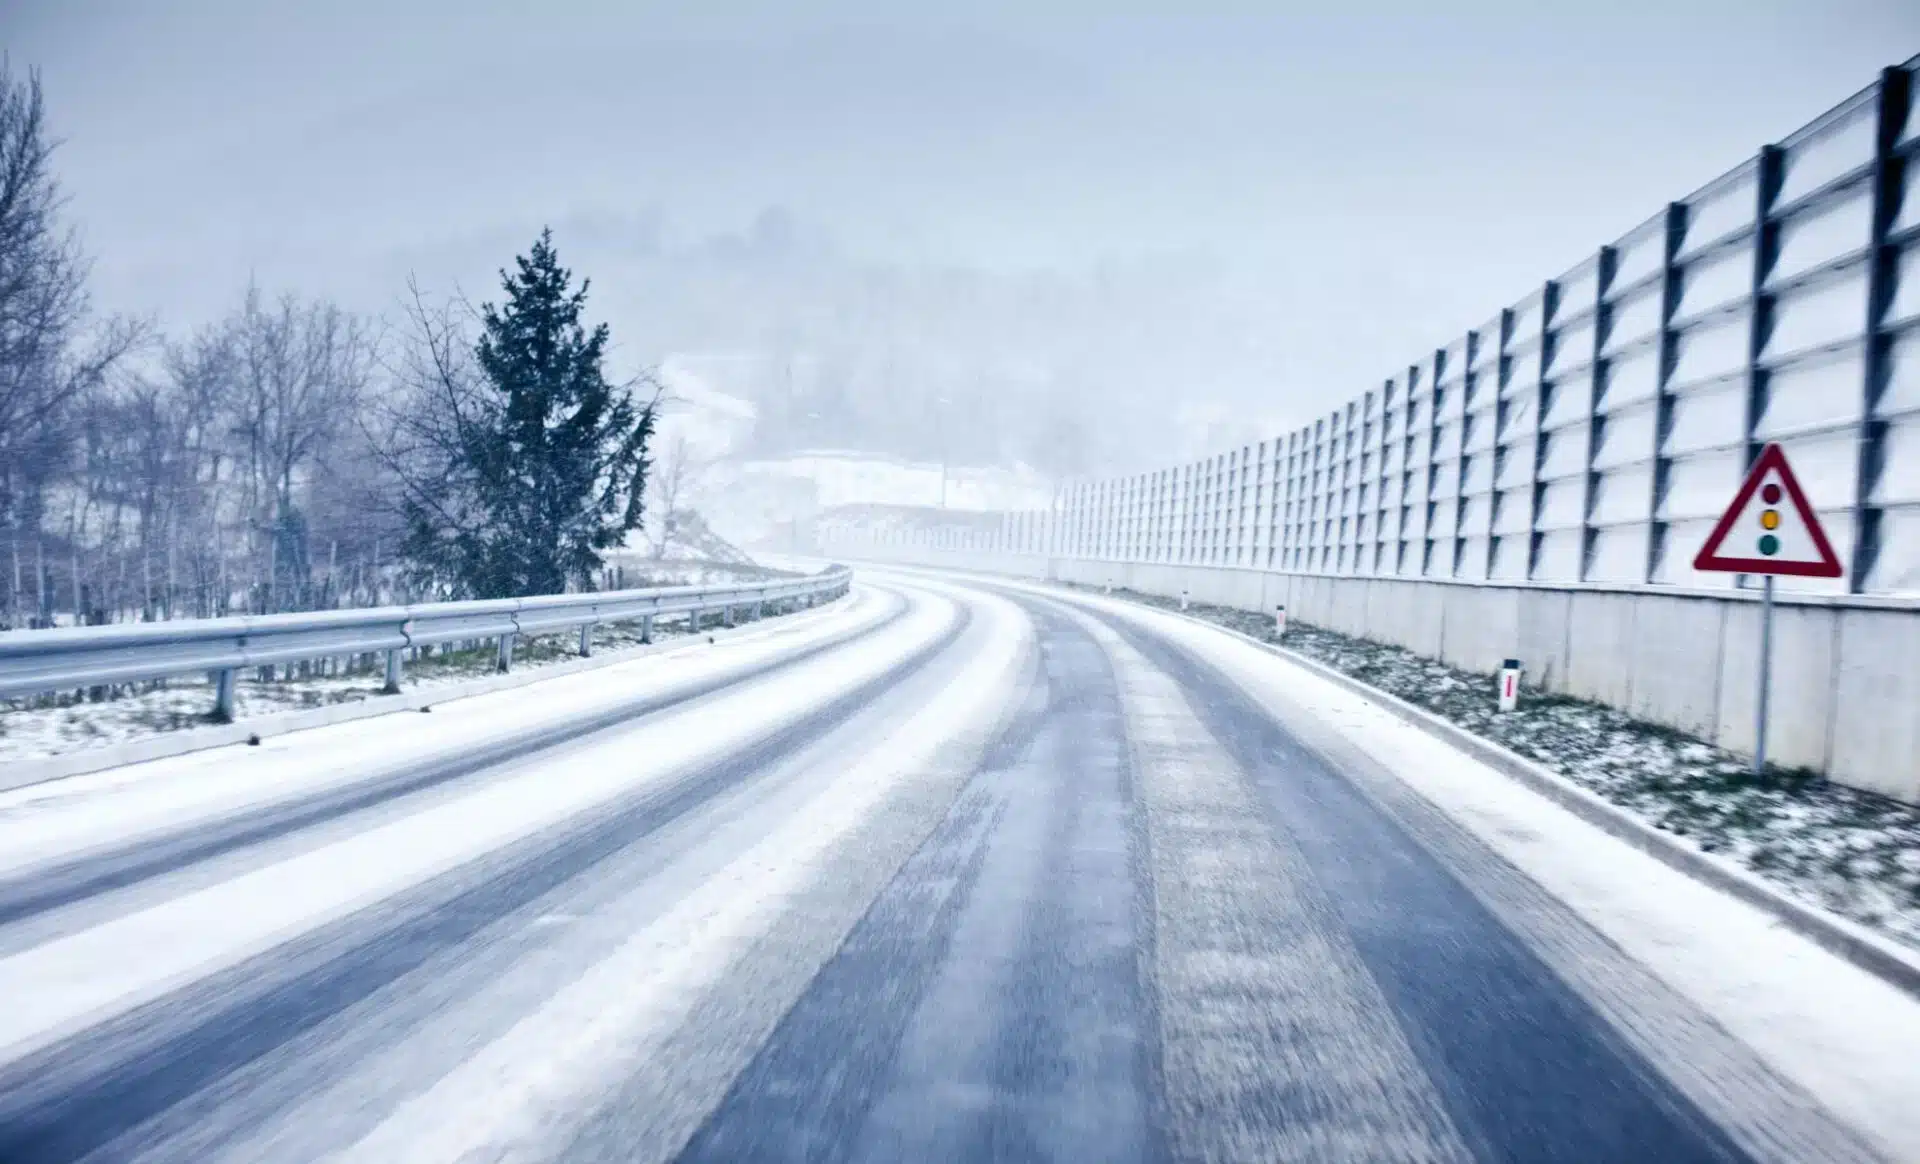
0,567 -> 853,720
815,57 -> 1920,802
1056,59 -> 1920,596
836,56 -> 1920,601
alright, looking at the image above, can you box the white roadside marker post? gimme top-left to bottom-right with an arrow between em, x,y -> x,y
1273,604 -> 1287,638
1497,658 -> 1522,713
1179,589 -> 1190,612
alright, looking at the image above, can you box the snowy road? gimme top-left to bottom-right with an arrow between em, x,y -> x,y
0,572 -> 1912,1163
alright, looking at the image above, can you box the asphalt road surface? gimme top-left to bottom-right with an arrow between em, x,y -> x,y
0,574 -> 1893,1163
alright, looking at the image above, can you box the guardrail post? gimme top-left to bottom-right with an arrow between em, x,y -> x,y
641,614 -> 654,644
579,623 -> 593,657
383,648 -> 403,693
754,596 -> 765,621
212,668 -> 236,722
722,603 -> 735,628
496,632 -> 515,672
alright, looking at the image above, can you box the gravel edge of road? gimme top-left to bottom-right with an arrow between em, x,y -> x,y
1069,584 -> 1920,1002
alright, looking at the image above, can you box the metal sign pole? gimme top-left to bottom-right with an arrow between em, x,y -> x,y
1691,444 -> 1842,777
1754,574 -> 1774,776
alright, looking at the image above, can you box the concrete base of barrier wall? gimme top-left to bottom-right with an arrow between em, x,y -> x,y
1829,607 -> 1920,802
1035,556 -> 1918,805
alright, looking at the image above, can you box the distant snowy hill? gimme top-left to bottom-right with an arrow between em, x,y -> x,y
633,351 -> 1057,555
703,451 -> 1053,551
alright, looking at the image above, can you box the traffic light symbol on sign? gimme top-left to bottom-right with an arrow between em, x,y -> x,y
1693,444 -> 1843,579
1758,484 -> 1782,556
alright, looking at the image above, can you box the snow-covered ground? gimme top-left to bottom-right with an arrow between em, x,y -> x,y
641,358 -> 1055,552
731,451 -> 1052,514
703,452 -> 1055,550
653,358 -> 761,462
1080,584 -> 1920,953
604,551 -> 775,579
10,565 -> 1920,1162
0,589 -> 901,871
0,580 -> 809,765
0,585 -> 977,1065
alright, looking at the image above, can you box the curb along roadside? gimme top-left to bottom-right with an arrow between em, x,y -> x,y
0,593 -> 861,797
1088,589 -> 1920,1003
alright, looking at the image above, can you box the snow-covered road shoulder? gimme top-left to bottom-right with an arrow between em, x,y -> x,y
0,586 -> 898,880
0,583 -> 963,1068
0,583 -> 856,787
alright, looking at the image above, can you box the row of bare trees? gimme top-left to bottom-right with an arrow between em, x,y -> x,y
2,45 -> 716,633
3,282 -> 400,628
1,58 -> 686,630
1,60 -> 415,629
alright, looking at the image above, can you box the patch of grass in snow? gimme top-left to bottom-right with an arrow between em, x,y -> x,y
1078,583 -> 1920,953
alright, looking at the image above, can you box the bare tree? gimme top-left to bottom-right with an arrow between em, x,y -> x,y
363,279 -> 491,600
155,319 -> 244,616
226,286 -> 374,611
647,432 -> 705,557
0,57 -> 140,627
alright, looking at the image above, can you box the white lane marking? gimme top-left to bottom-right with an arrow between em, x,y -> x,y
319,588 -> 1034,1164
0,589 -> 896,875
0,589 -> 955,1068
1066,588 -> 1920,1164
1082,613 -> 1473,1164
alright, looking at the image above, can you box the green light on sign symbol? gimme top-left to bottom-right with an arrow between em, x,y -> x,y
1759,534 -> 1780,555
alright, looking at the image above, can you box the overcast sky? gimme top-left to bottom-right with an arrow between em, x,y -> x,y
9,1 -> 1918,462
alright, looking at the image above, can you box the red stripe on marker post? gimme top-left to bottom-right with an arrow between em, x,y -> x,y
1498,658 -> 1522,713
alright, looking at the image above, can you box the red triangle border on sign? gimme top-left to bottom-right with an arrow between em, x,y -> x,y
1691,443 -> 1844,579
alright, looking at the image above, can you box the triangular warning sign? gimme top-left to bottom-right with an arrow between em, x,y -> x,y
1693,443 -> 1843,578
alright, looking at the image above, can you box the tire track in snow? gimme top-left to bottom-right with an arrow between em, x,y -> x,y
669,599 -> 1163,1164
306,586 -> 1033,1164
0,591 -> 973,1163
0,589 -> 912,939
1077,608 -> 1477,1164
1092,591 -> 1891,1164
1092,601 -> 1755,1163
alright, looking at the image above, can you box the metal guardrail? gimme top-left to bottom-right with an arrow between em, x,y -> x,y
0,566 -> 854,720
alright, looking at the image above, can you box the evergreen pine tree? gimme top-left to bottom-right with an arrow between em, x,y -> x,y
403,229 -> 654,598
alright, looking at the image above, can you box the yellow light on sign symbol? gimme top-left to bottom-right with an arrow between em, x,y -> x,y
1761,509 -> 1781,530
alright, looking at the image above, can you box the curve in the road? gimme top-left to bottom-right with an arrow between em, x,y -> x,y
0,584 -> 974,1162
0,573 -> 1896,1164
0,588 -> 917,937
